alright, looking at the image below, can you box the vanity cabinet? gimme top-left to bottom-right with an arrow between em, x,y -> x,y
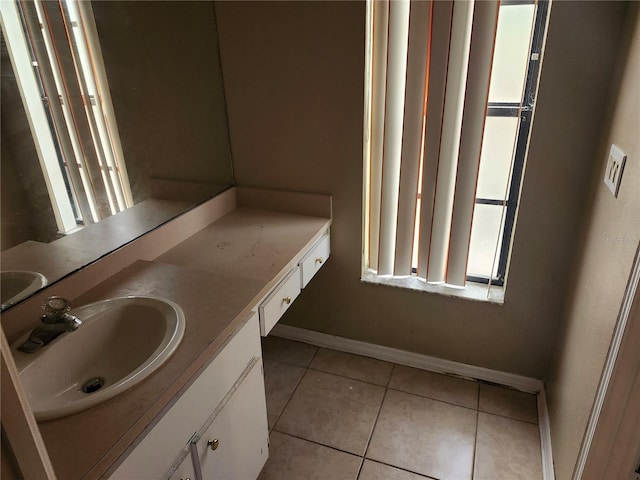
111,312 -> 268,480
7,189 -> 334,480
113,226 -> 330,479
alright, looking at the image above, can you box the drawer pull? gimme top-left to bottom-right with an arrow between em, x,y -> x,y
283,296 -> 292,305
316,257 -> 324,264
207,438 -> 220,451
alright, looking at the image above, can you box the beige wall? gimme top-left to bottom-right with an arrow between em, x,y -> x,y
215,1 -> 627,378
92,1 -> 234,202
546,4 -> 640,479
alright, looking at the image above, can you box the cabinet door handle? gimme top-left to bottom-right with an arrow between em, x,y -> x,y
207,438 -> 220,451
283,296 -> 291,305
316,257 -> 324,264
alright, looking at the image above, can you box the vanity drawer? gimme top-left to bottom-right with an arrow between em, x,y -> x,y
112,311 -> 261,479
259,266 -> 301,336
299,232 -> 330,288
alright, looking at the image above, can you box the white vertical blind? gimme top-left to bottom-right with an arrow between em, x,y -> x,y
0,0 -> 78,233
426,0 -> 474,283
447,0 -> 500,286
417,0 -> 454,279
7,0 -> 133,228
393,0 -> 431,275
377,0 -> 411,276
368,0 -> 390,272
366,0 -> 500,288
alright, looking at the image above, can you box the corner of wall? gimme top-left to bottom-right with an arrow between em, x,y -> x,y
544,3 -> 640,478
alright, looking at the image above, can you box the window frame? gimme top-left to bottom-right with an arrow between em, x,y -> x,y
467,0 -> 550,287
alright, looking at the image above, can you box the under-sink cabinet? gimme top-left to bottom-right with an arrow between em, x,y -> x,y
169,358 -> 267,480
111,312 -> 268,480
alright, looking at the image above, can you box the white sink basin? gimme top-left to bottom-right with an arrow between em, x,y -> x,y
1,271 -> 47,309
12,296 -> 185,421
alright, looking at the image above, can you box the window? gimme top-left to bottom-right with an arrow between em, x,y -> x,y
467,0 -> 549,286
363,0 -> 549,300
1,0 -> 132,234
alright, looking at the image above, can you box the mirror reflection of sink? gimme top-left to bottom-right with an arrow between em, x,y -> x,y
11,296 -> 186,421
1,271 -> 48,309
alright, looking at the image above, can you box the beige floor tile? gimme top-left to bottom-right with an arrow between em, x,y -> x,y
262,336 -> 318,367
275,370 -> 385,455
358,460 -> 428,480
479,383 -> 538,424
258,431 -> 361,480
389,365 -> 479,409
474,412 -> 543,480
367,389 -> 476,480
263,359 -> 306,429
309,348 -> 394,386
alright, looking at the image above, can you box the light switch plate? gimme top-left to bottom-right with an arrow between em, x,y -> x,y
604,144 -> 627,197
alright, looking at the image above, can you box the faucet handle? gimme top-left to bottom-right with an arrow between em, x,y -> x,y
42,296 -> 71,316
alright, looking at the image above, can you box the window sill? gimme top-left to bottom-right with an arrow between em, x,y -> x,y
361,270 -> 505,304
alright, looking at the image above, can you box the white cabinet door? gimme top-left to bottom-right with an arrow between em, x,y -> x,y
112,312 -> 261,479
195,359 -> 269,479
167,453 -> 196,480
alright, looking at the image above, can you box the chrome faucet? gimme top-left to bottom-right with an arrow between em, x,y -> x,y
18,296 -> 82,353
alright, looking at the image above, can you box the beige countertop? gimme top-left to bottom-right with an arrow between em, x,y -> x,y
1,241 -> 97,286
52,198 -> 194,254
36,206 -> 330,479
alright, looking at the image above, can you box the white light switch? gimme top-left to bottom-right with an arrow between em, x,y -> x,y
604,144 -> 627,197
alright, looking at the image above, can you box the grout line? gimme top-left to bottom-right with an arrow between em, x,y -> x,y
262,355 -> 312,370
471,385 -> 481,480
355,387 -> 386,479
477,410 -> 539,426
306,365 -> 393,388
386,386 -> 480,413
386,363 -> 396,388
306,344 -> 321,366
270,430 -> 362,459
359,364 -> 395,471
363,458 -> 441,480
268,360 -> 309,432
355,457 -> 365,480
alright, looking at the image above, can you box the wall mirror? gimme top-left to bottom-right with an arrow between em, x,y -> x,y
1,0 -> 234,311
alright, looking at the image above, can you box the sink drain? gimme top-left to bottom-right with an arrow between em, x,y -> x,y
82,377 -> 105,394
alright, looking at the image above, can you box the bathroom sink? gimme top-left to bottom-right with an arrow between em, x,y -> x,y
11,296 -> 186,421
1,271 -> 47,309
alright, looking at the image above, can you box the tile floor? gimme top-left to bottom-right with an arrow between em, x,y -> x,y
258,336 -> 543,480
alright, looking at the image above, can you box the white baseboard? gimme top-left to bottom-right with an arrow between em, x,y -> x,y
538,385 -> 556,480
271,324 -> 543,392
271,324 -> 554,480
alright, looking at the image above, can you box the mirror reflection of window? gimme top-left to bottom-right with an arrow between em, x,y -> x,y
2,0 -> 132,235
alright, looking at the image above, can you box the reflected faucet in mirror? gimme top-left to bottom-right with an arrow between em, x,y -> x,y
18,296 -> 82,353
